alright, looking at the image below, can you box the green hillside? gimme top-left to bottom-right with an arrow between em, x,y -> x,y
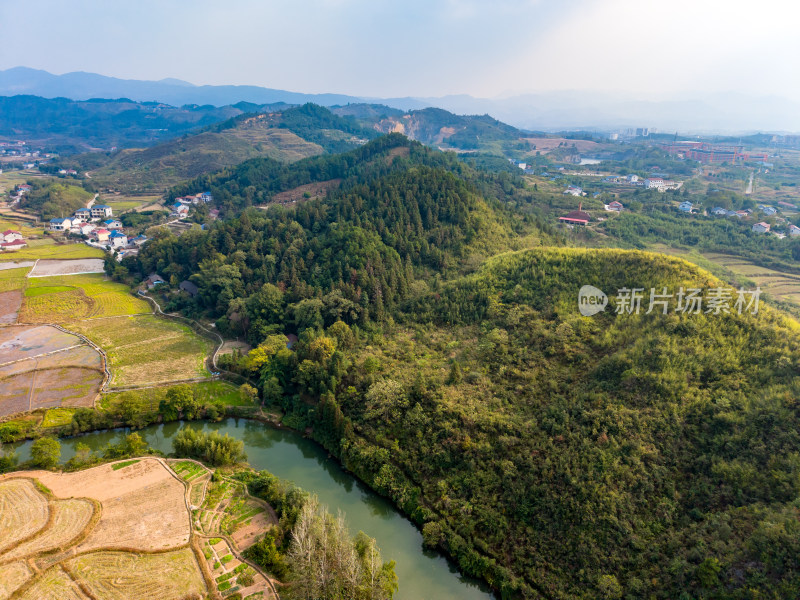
69,104 -> 379,191
118,134 -> 800,599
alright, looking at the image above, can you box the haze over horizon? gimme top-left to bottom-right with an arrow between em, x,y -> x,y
1,0 -> 797,103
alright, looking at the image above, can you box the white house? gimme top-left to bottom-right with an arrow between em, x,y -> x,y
73,208 -> 91,223
90,204 -> 113,220
1,230 -> 23,243
103,219 -> 123,229
78,223 -> 95,236
711,207 -> 728,216
759,205 -> 777,216
678,201 -> 693,213
752,222 -> 771,233
644,177 -> 666,191
109,230 -> 128,247
563,185 -> 584,197
48,218 -> 72,231
0,239 -> 27,251
789,224 -> 800,237
626,174 -> 639,183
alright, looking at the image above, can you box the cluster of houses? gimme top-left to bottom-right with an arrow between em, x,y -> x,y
6,183 -> 32,204
678,201 -> 800,238
58,168 -> 78,176
47,204 -> 145,250
170,191 -> 212,219
602,174 -> 681,191
0,229 -> 27,251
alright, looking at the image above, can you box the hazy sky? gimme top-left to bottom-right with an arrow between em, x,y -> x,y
1,0 -> 798,100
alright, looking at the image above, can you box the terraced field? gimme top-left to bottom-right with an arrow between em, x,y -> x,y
4,498 -> 96,560
70,315 -> 210,387
0,562 -> 32,600
199,478 -> 274,550
66,549 -> 206,600
0,479 -> 49,554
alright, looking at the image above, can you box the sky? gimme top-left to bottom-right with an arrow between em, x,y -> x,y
1,0 -> 798,101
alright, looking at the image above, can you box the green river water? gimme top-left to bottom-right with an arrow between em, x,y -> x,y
13,418 -> 494,600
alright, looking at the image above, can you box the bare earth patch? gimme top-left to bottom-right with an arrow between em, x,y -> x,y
29,259 -> 105,277
0,290 -> 22,323
267,178 -> 342,206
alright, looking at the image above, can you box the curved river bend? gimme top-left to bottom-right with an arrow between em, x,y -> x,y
13,418 -> 493,600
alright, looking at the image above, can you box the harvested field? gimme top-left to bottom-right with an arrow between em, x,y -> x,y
0,561 -> 31,600
0,345 -> 102,377
0,290 -> 22,323
0,479 -> 49,554
66,548 -> 206,600
36,458 -> 191,553
29,258 -> 105,277
15,565 -> 90,600
3,498 -> 95,561
71,315 -> 210,387
0,371 -> 33,416
28,368 -> 101,410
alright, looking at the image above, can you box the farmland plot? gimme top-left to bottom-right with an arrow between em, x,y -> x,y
0,561 -> 31,600
66,549 -> 206,600
70,315 -> 210,387
3,498 -> 95,561
0,479 -> 49,554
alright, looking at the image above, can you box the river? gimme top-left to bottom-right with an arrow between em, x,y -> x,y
12,418 -> 494,600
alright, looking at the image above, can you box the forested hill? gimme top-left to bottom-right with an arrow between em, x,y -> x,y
63,103 -> 380,191
131,134 -> 545,341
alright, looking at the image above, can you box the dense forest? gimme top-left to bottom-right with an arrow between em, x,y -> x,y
121,133 -> 800,599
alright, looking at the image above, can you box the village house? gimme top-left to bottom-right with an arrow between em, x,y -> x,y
145,273 -> 166,289
94,228 -> 110,242
678,201 -> 693,213
73,207 -> 91,223
17,184 -> 32,194
1,230 -> 23,243
0,239 -> 27,251
200,191 -> 213,203
90,204 -> 113,220
606,200 -> 624,212
644,177 -> 666,191
130,235 -> 148,247
759,205 -> 778,216
78,223 -> 95,236
563,185 -> 585,197
752,222 -> 771,233
109,230 -> 128,247
171,202 -> 190,218
103,218 -> 123,229
789,224 -> 800,236
179,280 -> 199,297
559,204 -> 592,226
711,207 -> 728,216
48,217 -> 72,231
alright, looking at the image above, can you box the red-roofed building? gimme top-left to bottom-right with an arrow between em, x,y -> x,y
559,203 -> 591,226
1,230 -> 23,243
0,239 -> 27,250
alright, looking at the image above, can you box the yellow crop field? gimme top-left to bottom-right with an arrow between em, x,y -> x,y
66,549 -> 206,600
1,243 -> 105,261
0,268 -> 29,293
20,274 -> 150,321
70,315 -> 210,386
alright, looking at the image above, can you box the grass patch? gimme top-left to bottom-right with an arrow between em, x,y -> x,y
100,381 -> 250,413
111,459 -> 141,471
41,408 -> 75,428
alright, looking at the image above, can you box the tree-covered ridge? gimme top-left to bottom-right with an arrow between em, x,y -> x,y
20,179 -> 94,220
211,248 -> 800,599
133,135 -> 540,342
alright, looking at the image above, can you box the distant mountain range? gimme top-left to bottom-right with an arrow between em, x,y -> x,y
2,67 -> 799,133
